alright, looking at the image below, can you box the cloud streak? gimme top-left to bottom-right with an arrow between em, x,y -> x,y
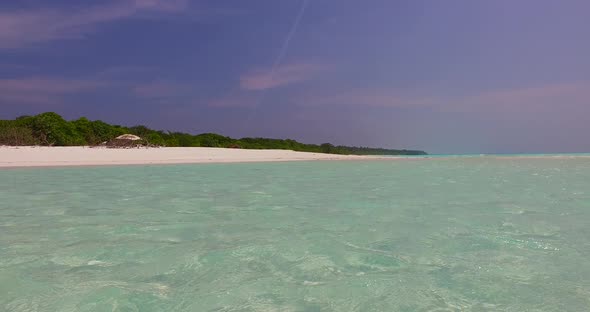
437,81 -> 590,115
0,77 -> 107,105
207,93 -> 260,108
299,90 -> 434,108
0,77 -> 105,94
0,75 -> 196,106
294,81 -> 590,115
0,0 -> 189,49
132,81 -> 189,98
240,63 -> 326,91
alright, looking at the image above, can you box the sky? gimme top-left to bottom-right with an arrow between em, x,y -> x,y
1,0 -> 589,154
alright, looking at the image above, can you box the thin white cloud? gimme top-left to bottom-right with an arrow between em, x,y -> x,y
132,81 -> 189,98
296,88 -> 435,109
433,81 -> 590,115
240,63 -> 327,91
295,81 -> 590,115
0,0 -> 189,49
0,77 -> 108,105
207,93 -> 261,108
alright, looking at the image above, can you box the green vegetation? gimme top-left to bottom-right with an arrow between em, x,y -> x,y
0,112 -> 427,155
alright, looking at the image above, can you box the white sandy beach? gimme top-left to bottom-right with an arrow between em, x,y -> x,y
0,146 -> 380,168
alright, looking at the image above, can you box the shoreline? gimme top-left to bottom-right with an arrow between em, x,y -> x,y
3,146 -> 586,169
0,146 -> 387,168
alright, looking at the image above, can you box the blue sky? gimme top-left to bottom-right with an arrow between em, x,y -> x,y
1,0 -> 589,154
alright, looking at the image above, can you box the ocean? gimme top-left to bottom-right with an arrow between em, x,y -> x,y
1,156 -> 589,311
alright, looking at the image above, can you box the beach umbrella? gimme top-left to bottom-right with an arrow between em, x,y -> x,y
115,134 -> 142,141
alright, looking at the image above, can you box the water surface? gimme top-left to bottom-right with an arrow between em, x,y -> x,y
1,157 -> 589,311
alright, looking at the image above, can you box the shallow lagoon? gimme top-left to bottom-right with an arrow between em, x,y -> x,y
1,157 -> 589,311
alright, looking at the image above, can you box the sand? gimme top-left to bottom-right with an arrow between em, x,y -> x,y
0,146 -> 382,168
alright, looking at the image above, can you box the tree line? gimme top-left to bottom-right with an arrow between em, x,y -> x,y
0,112 -> 427,155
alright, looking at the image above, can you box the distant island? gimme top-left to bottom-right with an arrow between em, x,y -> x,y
0,112 -> 427,156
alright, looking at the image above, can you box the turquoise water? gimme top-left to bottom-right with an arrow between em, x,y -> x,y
1,157 -> 590,311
